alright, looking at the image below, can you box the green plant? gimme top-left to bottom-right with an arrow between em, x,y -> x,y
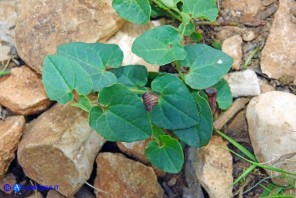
0,70 -> 10,77
216,130 -> 296,197
42,0 -> 233,173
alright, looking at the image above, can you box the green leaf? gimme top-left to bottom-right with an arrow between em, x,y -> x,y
150,3 -> 171,18
110,65 -> 148,88
152,126 -> 165,140
173,92 -> 212,147
179,44 -> 233,89
42,55 -> 92,104
211,40 -> 222,50
145,135 -> 184,173
132,25 -> 186,65
149,74 -> 199,130
89,84 -> 151,142
183,0 -> 218,22
162,0 -> 180,8
190,31 -> 203,42
112,0 -> 151,24
71,95 -> 92,112
213,79 -> 232,110
57,42 -> 123,91
178,20 -> 195,36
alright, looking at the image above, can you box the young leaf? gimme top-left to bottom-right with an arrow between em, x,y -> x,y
71,95 -> 92,112
213,78 -> 232,110
112,0 -> 151,24
57,42 -> 123,91
211,40 -> 222,50
162,0 -> 180,8
152,125 -> 165,140
182,0 -> 218,22
190,31 -> 203,42
89,84 -> 151,142
132,25 -> 186,65
173,92 -> 213,147
149,74 -> 199,130
179,44 -> 233,89
110,65 -> 148,87
42,55 -> 92,104
145,135 -> 184,173
178,20 -> 195,36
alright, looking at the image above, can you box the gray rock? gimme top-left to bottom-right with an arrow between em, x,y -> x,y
15,0 -> 125,73
222,0 -> 261,16
194,136 -> 233,198
261,0 -> 296,84
0,0 -> 17,62
0,66 -> 51,115
222,35 -> 243,70
224,69 -> 260,98
246,91 -> 296,185
94,153 -> 163,198
0,116 -> 25,178
18,103 -> 106,197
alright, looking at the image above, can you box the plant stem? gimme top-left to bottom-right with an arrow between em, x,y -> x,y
175,61 -> 184,81
151,0 -> 182,22
129,88 -> 148,95
195,21 -> 239,26
243,47 -> 259,69
0,70 -> 10,77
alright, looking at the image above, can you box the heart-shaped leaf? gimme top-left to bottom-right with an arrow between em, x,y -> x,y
132,25 -> 186,65
111,65 -> 148,88
162,0 -> 180,8
145,135 -> 184,173
42,55 -> 92,104
71,95 -> 92,112
89,84 -> 151,142
57,42 -> 123,91
149,74 -> 199,130
213,78 -> 232,110
173,92 -> 213,147
179,44 -> 233,90
112,0 -> 151,24
183,0 -> 218,22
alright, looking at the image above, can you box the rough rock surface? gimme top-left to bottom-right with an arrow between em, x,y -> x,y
260,80 -> 276,93
94,153 -> 163,198
107,21 -> 164,72
224,69 -> 260,97
194,136 -> 233,198
0,0 -> 17,62
15,0 -> 125,73
0,173 -> 17,194
246,91 -> 296,185
0,116 -> 25,178
0,66 -> 51,115
222,0 -> 261,16
117,139 -> 150,164
18,103 -> 106,197
222,35 -> 243,70
261,0 -> 296,84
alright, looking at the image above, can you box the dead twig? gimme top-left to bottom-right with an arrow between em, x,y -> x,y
214,98 -> 250,130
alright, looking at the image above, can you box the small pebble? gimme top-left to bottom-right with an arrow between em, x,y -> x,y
167,177 -> 177,186
242,30 -> 256,41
